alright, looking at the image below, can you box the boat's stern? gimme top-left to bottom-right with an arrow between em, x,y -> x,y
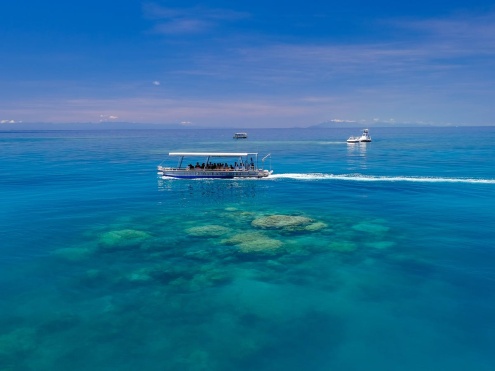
258,169 -> 272,178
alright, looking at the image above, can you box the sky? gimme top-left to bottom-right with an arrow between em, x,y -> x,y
1,0 -> 495,128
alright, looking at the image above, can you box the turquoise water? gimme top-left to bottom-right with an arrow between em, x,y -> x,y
1,127 -> 495,370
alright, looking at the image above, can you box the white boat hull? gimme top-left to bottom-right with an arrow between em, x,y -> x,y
158,167 -> 271,179
347,129 -> 372,143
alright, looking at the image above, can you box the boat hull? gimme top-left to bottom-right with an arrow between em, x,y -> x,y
347,129 -> 371,142
158,168 -> 271,179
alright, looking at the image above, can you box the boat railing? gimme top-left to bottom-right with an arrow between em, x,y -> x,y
159,153 -> 271,175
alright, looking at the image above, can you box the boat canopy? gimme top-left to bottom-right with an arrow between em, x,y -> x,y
168,152 -> 257,157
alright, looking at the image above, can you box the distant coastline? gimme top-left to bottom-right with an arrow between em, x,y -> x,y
0,121 -> 493,131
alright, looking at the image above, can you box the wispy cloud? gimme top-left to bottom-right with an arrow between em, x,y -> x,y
1,96 -> 319,127
175,11 -> 495,93
143,2 -> 249,34
3,9 -> 493,127
384,12 -> 495,55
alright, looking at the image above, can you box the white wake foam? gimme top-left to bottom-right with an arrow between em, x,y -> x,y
269,173 -> 495,184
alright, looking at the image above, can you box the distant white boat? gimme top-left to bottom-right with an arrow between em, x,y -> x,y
157,152 -> 272,179
346,136 -> 360,143
347,129 -> 372,143
233,132 -> 248,139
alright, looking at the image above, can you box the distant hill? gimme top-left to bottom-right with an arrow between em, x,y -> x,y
308,120 -> 435,128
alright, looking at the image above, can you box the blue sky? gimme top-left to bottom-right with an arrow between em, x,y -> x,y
1,0 -> 494,127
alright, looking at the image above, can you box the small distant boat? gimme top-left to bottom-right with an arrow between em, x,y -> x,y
233,132 -> 248,139
157,152 -> 272,179
359,129 -> 372,142
346,136 -> 360,143
347,129 -> 372,143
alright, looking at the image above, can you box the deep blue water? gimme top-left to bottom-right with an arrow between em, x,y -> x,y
1,127 -> 495,370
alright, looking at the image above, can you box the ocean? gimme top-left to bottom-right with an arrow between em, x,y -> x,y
1,126 -> 495,370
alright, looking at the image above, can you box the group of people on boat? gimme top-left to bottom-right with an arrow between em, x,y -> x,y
187,159 -> 255,171
159,152 -> 271,179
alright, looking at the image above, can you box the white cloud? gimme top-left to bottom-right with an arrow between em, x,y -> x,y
330,119 -> 356,123
99,114 -> 119,122
1,119 -> 17,124
152,80 -> 161,86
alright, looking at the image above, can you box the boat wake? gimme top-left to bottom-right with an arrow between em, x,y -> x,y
269,173 -> 495,184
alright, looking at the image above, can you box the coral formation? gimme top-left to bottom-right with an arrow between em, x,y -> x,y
328,241 -> 358,252
126,268 -> 154,282
185,225 -> 230,237
304,221 -> 328,232
351,222 -> 389,234
99,229 -> 152,250
251,215 -> 314,230
221,232 -> 283,253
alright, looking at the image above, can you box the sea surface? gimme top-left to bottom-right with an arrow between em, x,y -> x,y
1,126 -> 495,371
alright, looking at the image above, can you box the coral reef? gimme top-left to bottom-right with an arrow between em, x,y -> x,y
327,241 -> 358,252
304,221 -> 328,232
99,229 -> 153,250
185,225 -> 230,237
351,221 -> 389,234
251,215 -> 314,230
221,232 -> 283,253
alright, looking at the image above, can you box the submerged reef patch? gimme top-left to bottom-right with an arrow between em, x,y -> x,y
221,232 -> 283,253
185,225 -> 230,237
98,229 -> 153,250
304,221 -> 328,232
351,221 -> 389,234
251,215 -> 314,231
365,241 -> 396,249
328,241 -> 358,252
0,327 -> 37,363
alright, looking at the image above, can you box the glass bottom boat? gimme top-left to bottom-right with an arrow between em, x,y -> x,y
157,152 -> 272,179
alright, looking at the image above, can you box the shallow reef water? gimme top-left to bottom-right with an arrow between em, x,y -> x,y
1,128 -> 495,370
